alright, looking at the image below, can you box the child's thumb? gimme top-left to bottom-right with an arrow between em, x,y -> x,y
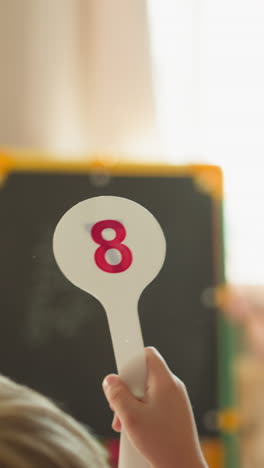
103,374 -> 140,422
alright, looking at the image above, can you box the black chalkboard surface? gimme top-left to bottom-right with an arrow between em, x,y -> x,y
0,168 -> 221,439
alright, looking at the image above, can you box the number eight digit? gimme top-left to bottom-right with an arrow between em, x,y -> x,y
91,220 -> 133,273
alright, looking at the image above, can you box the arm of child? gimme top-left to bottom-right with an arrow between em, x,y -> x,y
103,347 -> 207,468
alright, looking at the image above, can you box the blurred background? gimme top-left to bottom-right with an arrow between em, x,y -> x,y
1,0 -> 264,285
1,2 -> 264,467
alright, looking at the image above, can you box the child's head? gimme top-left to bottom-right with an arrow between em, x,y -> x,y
0,375 -> 109,468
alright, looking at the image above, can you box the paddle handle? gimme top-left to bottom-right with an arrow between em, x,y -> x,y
106,299 -> 150,468
119,430 -> 150,468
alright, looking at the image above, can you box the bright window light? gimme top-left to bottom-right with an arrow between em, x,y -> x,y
148,0 -> 264,284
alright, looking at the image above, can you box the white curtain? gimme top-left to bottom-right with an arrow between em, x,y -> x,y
0,0 -> 157,156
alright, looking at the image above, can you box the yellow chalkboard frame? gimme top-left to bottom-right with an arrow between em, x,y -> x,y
0,151 -> 234,468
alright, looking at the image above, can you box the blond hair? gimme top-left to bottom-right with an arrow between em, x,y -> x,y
0,375 -> 109,468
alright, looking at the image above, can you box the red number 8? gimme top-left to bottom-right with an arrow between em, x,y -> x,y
91,220 -> 133,273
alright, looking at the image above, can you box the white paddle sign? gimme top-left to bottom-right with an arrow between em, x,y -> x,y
53,196 -> 166,468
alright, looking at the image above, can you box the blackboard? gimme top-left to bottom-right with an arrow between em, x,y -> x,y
0,168 -> 221,438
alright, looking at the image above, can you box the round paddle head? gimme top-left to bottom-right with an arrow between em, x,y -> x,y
53,196 -> 166,305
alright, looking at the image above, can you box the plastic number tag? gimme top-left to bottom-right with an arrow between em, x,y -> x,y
53,196 -> 166,468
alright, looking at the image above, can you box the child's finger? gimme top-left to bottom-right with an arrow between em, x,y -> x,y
145,347 -> 173,389
102,374 -> 141,422
112,413 -> 122,432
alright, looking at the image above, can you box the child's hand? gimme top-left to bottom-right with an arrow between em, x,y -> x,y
103,347 -> 207,468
